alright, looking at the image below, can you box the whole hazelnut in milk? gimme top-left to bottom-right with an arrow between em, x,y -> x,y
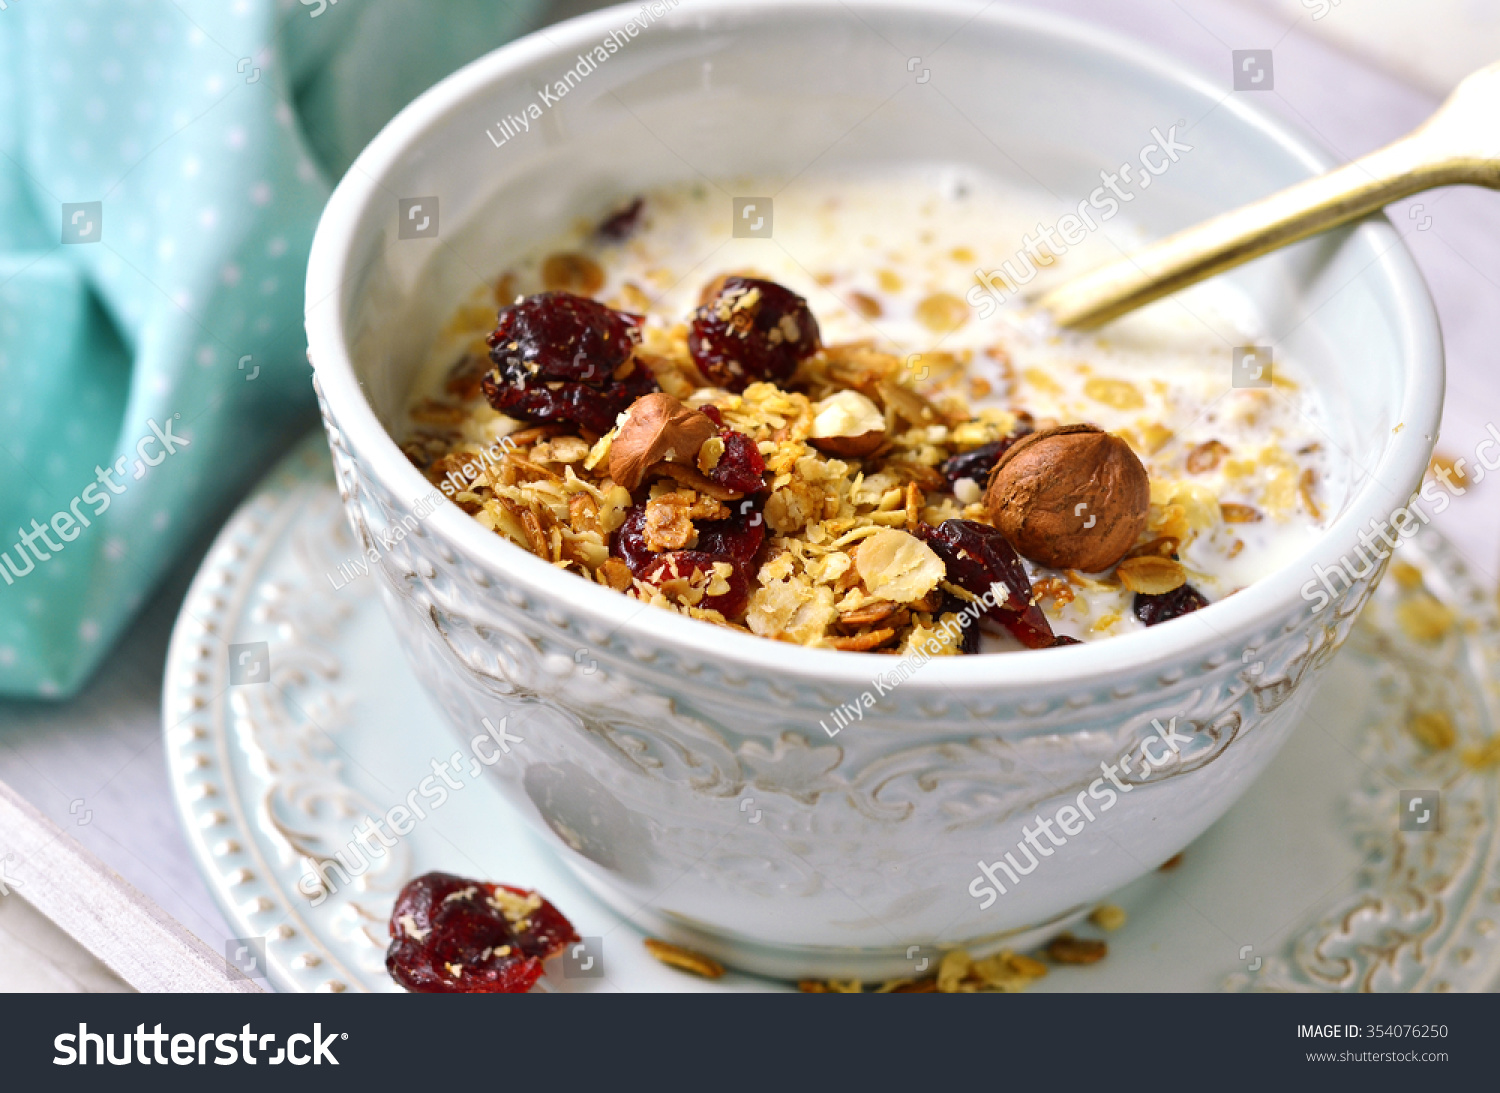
983,423 -> 1149,572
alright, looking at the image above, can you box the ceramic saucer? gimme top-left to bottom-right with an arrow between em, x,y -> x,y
163,435 -> 1500,992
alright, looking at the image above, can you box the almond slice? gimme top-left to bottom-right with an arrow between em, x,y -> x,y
830,627 -> 898,651
1186,439 -> 1229,474
855,529 -> 945,604
1115,554 -> 1187,595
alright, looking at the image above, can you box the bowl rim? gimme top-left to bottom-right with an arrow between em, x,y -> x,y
305,0 -> 1444,694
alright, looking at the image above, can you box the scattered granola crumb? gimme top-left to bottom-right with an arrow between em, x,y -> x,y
1396,594 -> 1455,642
798,949 -> 1048,994
1390,560 -> 1425,590
1089,904 -> 1127,932
934,948 -> 1048,992
1408,710 -> 1456,751
643,938 -> 725,979
875,977 -> 939,993
1460,736 -> 1500,771
797,978 -> 865,993
1045,934 -> 1108,965
1158,851 -> 1185,871
1429,452 -> 1473,489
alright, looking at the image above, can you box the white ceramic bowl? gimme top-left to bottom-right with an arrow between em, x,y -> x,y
306,0 -> 1441,978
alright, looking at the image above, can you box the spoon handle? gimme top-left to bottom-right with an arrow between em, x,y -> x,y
1040,63 -> 1500,330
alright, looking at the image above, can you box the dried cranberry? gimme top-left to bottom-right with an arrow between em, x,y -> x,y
385,871 -> 578,994
482,292 -> 654,433
939,593 -> 983,654
638,550 -> 751,617
595,196 -> 645,242
611,503 -> 665,573
688,277 -> 820,390
669,405 -> 764,492
707,429 -> 766,494
614,503 -> 652,572
1133,583 -> 1210,626
917,519 -> 1055,649
694,501 -> 766,565
940,422 -> 1036,490
486,292 -> 642,382
483,367 -> 655,437
615,500 -> 765,571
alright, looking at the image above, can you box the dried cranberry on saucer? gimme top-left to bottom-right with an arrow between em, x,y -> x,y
688,276 -> 820,390
1133,583 -> 1210,626
386,871 -> 578,994
482,291 -> 654,433
917,519 -> 1056,650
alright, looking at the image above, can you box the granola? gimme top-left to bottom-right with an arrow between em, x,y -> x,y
401,178 -> 1332,653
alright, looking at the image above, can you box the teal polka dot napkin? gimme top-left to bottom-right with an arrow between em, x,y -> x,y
0,0 -> 541,698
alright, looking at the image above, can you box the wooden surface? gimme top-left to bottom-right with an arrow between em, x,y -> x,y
0,780 -> 263,992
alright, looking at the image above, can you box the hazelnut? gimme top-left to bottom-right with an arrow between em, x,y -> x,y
608,393 -> 719,491
983,424 -> 1149,572
809,390 -> 886,458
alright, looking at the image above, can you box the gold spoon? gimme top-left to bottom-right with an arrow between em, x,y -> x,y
1039,60 -> 1500,330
